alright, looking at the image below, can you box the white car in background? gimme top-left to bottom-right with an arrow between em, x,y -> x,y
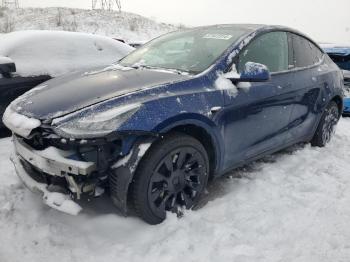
0,30 -> 134,129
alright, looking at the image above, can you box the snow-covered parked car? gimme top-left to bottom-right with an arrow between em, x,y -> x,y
321,44 -> 350,115
3,24 -> 344,224
0,30 -> 134,129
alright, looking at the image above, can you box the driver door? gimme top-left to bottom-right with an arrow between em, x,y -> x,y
221,31 -> 295,170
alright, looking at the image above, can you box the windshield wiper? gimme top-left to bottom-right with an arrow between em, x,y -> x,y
130,64 -> 192,75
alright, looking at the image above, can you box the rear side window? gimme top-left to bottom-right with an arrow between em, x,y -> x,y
291,34 -> 323,68
238,31 -> 289,73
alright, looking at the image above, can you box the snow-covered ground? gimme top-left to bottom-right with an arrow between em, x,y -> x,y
0,7 -> 178,42
1,118 -> 350,262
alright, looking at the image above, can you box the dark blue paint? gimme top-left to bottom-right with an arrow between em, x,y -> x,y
239,69 -> 270,82
11,25 -> 344,176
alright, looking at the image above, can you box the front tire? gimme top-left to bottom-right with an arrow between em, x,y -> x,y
131,133 -> 209,225
311,101 -> 340,147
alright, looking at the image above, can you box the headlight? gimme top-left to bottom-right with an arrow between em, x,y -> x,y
52,103 -> 141,138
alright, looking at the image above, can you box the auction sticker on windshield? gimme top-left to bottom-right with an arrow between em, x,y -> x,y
203,34 -> 233,40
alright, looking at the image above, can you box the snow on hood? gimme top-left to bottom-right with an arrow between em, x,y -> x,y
0,30 -> 134,77
10,67 -> 190,120
2,106 -> 41,138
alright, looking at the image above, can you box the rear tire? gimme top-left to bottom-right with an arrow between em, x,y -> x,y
131,133 -> 209,225
311,101 -> 339,147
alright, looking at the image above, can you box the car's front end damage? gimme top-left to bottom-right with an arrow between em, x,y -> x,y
1,65 -> 199,215
4,100 -> 158,215
2,25 -> 232,219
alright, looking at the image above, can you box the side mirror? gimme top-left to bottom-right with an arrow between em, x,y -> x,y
227,62 -> 270,82
0,57 -> 16,78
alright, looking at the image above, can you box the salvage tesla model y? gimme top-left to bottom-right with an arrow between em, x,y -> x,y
3,24 -> 344,224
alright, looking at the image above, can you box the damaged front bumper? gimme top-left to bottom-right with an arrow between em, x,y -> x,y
11,154 -> 83,215
11,134 -> 155,216
11,135 -> 101,215
13,135 -> 97,176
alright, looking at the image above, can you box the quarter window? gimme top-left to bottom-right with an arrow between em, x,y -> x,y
291,34 -> 323,68
238,32 -> 289,73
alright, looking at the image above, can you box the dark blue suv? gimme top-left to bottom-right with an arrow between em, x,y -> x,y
4,24 -> 343,224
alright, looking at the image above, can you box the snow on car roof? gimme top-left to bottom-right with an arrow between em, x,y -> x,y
0,30 -> 134,77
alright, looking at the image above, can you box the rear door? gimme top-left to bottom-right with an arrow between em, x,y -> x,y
221,31 -> 296,170
284,33 -> 328,143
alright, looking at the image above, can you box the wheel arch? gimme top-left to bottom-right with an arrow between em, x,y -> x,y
164,124 -> 218,178
113,117 -> 223,214
156,116 -> 223,177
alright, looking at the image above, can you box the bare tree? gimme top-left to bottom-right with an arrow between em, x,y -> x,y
115,0 -> 121,12
0,14 -> 14,33
56,8 -> 63,27
92,0 -> 121,12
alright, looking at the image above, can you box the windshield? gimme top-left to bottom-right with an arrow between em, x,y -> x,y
329,54 -> 350,71
120,27 -> 250,74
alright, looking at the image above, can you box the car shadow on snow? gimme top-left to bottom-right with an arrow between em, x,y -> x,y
196,143 -> 306,209
75,143 -> 307,219
76,194 -> 126,216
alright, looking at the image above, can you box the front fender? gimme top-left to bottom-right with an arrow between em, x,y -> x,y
117,90 -> 225,171
118,88 -> 224,132
155,114 -> 224,173
109,137 -> 155,214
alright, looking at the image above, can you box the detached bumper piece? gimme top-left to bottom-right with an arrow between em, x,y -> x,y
11,154 -> 82,215
12,136 -> 102,215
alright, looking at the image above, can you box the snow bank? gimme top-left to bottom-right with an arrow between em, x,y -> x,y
0,7 -> 177,43
0,30 -> 134,77
1,119 -> 350,262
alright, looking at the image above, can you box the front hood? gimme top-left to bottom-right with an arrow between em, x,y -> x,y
13,66 -> 190,120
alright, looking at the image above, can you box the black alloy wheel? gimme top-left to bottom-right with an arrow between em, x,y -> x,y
132,133 -> 209,224
311,101 -> 340,147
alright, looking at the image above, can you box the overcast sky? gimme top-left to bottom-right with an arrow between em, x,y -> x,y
20,0 -> 350,43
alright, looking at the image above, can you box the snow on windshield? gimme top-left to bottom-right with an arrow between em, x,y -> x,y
120,26 -> 250,74
0,30 -> 134,77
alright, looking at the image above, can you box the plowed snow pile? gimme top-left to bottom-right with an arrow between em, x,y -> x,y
1,118 -> 350,262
